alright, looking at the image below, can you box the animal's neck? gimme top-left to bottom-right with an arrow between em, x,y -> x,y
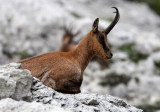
71,33 -> 94,72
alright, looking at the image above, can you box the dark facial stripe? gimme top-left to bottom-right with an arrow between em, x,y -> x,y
97,33 -> 109,54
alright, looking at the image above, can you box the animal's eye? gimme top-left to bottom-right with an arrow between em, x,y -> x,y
99,34 -> 104,39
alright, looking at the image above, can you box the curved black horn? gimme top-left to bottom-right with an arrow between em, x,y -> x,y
105,7 -> 120,35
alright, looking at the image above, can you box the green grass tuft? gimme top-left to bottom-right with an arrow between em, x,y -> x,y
134,77 -> 140,83
99,72 -> 131,87
19,50 -> 33,59
70,11 -> 81,18
119,43 -> 148,63
154,61 -> 160,68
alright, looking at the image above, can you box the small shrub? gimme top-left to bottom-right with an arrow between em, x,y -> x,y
19,50 -> 33,59
154,61 -> 160,76
154,61 -> 160,68
134,77 -> 140,83
119,43 -> 148,63
70,11 -> 81,18
99,72 -> 131,87
137,101 -> 160,112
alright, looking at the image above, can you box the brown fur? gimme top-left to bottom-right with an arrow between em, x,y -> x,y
19,30 -> 112,94
59,26 -> 79,52
18,7 -> 120,94
60,25 -> 111,67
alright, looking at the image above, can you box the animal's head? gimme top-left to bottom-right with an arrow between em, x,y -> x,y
60,25 -> 80,52
90,7 -> 120,59
62,25 -> 80,44
63,27 -> 79,44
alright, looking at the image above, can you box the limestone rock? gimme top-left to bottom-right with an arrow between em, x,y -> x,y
0,63 -> 143,112
30,77 -> 143,112
0,98 -> 66,112
0,63 -> 32,101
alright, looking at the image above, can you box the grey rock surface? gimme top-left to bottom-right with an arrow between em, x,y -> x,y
0,63 -> 142,112
31,77 -> 142,112
0,63 -> 32,101
0,98 -> 66,112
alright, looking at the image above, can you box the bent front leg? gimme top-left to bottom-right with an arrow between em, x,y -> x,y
56,79 -> 82,94
56,87 -> 81,94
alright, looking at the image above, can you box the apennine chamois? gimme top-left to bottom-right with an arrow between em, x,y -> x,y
18,7 -> 120,94
59,26 -> 79,52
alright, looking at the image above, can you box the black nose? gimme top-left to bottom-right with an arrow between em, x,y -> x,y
111,53 -> 113,57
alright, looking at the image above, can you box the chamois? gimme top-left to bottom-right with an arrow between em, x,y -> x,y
60,26 -> 111,67
18,7 -> 120,94
59,26 -> 79,52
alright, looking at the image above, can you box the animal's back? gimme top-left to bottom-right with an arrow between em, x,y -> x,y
19,51 -> 82,93
19,52 -> 67,78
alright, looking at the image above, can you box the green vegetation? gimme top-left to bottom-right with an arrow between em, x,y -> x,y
154,61 -> 160,68
137,101 -> 160,112
141,0 -> 160,15
154,60 -> 160,76
107,17 -> 114,22
128,0 -> 160,16
134,77 -> 140,83
70,11 -> 81,18
3,49 -> 33,60
19,50 -> 33,59
119,43 -> 148,63
99,72 -> 131,87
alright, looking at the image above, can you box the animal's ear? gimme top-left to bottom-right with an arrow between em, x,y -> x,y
92,18 -> 99,33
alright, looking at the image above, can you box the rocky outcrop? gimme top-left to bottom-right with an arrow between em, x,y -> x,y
0,63 -> 143,112
0,0 -> 160,110
0,63 -> 32,101
31,77 -> 142,112
0,98 -> 66,112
